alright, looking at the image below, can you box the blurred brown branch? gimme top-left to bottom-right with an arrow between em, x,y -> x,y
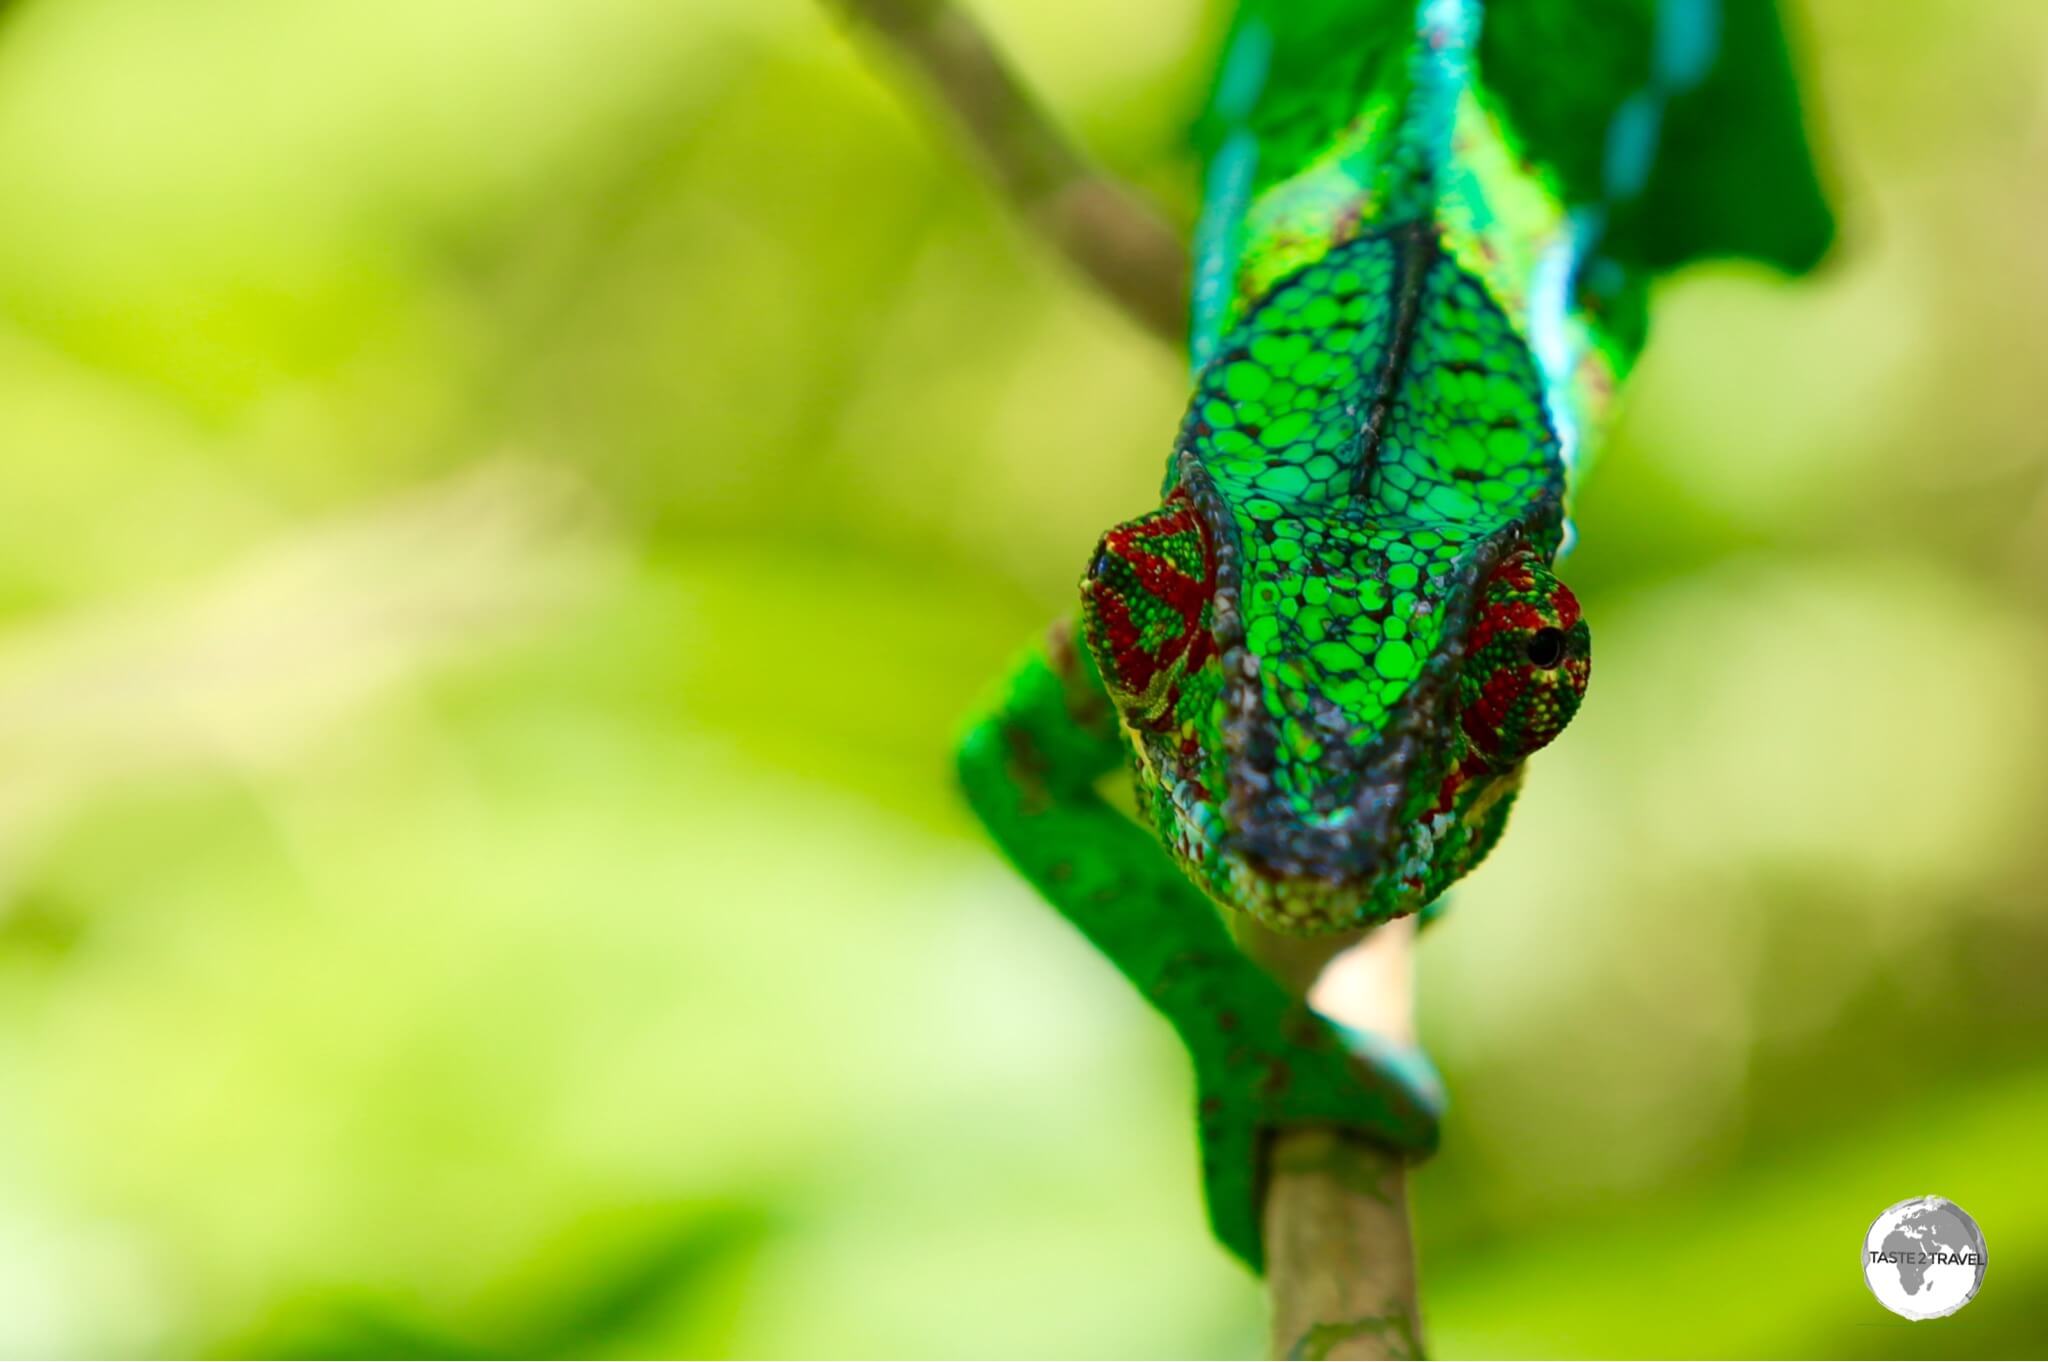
826,0 -> 1190,346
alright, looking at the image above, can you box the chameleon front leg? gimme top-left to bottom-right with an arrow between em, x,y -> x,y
956,623 -> 1442,1271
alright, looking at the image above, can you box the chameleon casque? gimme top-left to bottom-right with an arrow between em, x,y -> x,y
957,0 -> 1829,1270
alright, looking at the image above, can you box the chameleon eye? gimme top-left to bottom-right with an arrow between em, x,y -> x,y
1457,554 -> 1591,765
1078,496 -> 1219,729
1524,627 -> 1567,669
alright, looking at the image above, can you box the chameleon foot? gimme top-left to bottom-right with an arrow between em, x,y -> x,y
1186,979 -> 1444,1271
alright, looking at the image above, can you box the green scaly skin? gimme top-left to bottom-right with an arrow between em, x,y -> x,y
958,0 -> 1829,1271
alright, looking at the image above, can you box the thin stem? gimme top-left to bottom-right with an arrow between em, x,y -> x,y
825,0 -> 1190,345
1265,1130 -> 1423,1360
1266,919 -> 1426,1360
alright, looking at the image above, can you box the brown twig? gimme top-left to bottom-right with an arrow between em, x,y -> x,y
825,0 -> 1190,345
1277,916 -> 1425,1358
1264,1126 -> 1423,1361
1241,917 -> 1427,1360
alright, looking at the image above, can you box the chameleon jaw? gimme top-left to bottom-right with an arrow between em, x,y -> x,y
1160,738 -> 1524,935
1132,757 -> 1496,934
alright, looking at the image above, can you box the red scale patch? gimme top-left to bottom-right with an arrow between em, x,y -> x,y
1462,667 -> 1529,756
1438,551 -> 1593,807
1081,494 -> 1220,729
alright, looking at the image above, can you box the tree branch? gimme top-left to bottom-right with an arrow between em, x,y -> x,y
826,0 -> 1190,345
1265,919 -> 1427,1360
1264,1131 -> 1423,1360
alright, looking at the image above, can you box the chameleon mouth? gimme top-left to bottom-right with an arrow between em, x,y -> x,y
1206,650 -> 1478,930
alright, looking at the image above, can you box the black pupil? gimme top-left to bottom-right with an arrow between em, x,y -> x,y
1525,627 -> 1568,669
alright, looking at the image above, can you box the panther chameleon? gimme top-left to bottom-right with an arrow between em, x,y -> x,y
956,0 -> 1830,1270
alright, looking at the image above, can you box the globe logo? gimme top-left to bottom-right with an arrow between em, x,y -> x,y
1862,1196 -> 1987,1320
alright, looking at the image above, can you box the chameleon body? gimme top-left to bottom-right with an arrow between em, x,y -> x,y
958,0 -> 1828,1269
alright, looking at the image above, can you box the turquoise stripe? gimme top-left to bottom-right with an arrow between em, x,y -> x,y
1190,130 -> 1259,372
1187,18 -> 1269,370
1653,0 -> 1721,91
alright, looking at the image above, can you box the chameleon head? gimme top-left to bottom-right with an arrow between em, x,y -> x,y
1081,497 -> 1590,934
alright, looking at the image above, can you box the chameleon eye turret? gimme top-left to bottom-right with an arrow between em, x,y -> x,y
1456,553 -> 1591,766
1079,495 -> 1219,731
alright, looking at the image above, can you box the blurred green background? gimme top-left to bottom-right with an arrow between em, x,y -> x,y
0,0 -> 2042,1355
